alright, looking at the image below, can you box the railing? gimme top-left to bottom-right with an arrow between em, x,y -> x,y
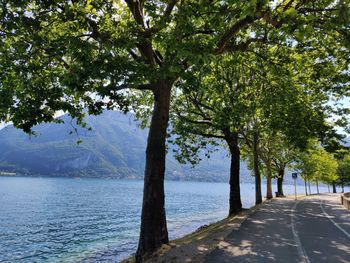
340,192 -> 350,210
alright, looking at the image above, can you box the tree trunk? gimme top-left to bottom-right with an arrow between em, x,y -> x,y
308,180 -> 312,195
253,130 -> 262,205
316,178 -> 319,194
136,83 -> 171,262
277,169 -> 285,197
304,179 -> 308,196
223,130 -> 242,215
266,162 -> 273,199
327,184 -> 330,192
332,181 -> 337,193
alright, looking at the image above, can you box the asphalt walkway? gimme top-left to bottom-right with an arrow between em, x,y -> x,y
204,194 -> 350,263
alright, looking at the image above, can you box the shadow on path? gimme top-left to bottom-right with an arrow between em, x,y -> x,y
204,195 -> 350,263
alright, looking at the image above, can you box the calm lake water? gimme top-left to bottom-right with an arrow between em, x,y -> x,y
0,177 -> 333,262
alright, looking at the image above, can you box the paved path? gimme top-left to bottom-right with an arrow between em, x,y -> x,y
204,194 -> 350,263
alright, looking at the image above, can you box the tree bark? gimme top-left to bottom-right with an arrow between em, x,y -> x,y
223,130 -> 242,215
316,178 -> 319,194
136,82 -> 172,262
332,181 -> 337,193
304,179 -> 308,196
266,161 -> 273,199
277,168 -> 285,197
253,130 -> 262,205
308,180 -> 312,195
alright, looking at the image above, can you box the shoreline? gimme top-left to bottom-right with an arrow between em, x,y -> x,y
0,174 -> 317,186
122,198 -> 271,263
123,194 -> 308,263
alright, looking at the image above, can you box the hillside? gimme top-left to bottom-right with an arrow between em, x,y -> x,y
0,111 -> 253,182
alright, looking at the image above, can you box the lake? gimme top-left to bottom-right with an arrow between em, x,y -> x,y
0,177 -> 334,262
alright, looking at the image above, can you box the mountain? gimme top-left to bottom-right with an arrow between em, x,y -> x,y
0,111 -> 145,178
0,111 -> 252,182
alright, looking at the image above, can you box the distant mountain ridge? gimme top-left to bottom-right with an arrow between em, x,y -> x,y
0,112 -> 145,177
0,111 -> 252,182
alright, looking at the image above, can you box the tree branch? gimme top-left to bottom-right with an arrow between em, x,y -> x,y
163,0 -> 177,19
191,130 -> 225,139
108,83 -> 152,91
241,130 -> 252,148
298,8 -> 338,13
124,0 -> 157,66
216,15 -> 258,54
153,50 -> 163,66
282,0 -> 296,12
124,0 -> 145,28
225,36 -> 267,52
143,0 -> 178,36
182,30 -> 215,39
177,112 -> 213,126
129,50 -> 140,61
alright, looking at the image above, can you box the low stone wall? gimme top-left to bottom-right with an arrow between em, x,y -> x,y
341,193 -> 350,210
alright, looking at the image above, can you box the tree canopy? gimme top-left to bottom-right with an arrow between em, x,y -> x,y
1,1 -> 350,261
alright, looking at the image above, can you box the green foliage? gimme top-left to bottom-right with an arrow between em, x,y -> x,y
0,0 -> 348,185
1,0 -> 349,132
297,141 -> 339,184
260,133 -> 296,176
241,130 -> 297,179
2,1 -> 349,258
337,154 -> 350,186
170,37 -> 347,168
169,54 -> 256,165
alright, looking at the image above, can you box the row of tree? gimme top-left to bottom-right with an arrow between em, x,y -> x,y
1,1 -> 350,262
298,142 -> 350,195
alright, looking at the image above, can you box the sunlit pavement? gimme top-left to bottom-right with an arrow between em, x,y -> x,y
204,194 -> 350,263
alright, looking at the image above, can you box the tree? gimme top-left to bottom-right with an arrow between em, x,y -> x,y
170,41 -> 323,207
241,126 -> 264,204
337,153 -> 350,192
272,145 -> 295,197
170,54 -> 261,215
259,133 -> 296,198
321,134 -> 350,192
238,46 -> 336,201
0,2 -> 266,260
298,142 -> 339,193
258,132 -> 276,199
1,1 -> 349,261
317,150 -> 339,193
